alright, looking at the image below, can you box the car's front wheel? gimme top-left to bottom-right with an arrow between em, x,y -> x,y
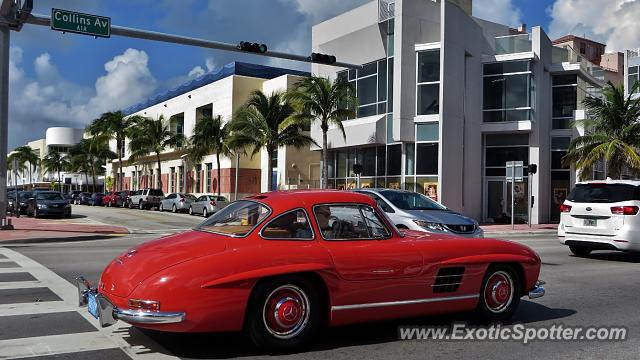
203,208 -> 208,217
159,203 -> 164,212
246,276 -> 322,353
475,265 -> 521,323
569,245 -> 592,257
139,201 -> 144,210
188,206 -> 193,216
172,204 -> 177,213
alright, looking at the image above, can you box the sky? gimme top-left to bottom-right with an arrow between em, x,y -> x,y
7,0 -> 640,149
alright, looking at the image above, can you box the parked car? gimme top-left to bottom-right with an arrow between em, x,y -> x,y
159,193 -> 196,213
76,190 -> 544,352
87,193 -> 104,206
354,189 -> 483,237
103,192 -> 124,207
559,180 -> 640,256
26,191 -> 71,218
128,188 -> 164,210
118,190 -> 133,208
75,192 -> 93,205
68,190 -> 83,203
8,191 -> 33,215
189,194 -> 229,217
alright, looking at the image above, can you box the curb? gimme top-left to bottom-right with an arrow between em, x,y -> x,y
1,233 -> 126,245
484,230 -> 558,237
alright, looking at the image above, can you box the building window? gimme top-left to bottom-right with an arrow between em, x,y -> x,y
337,58 -> 390,119
170,114 -> 185,148
552,74 -> 587,129
416,143 -> 438,175
482,60 -> 533,123
416,49 -> 440,116
629,66 -> 639,94
177,166 -> 183,192
195,164 -> 202,193
206,163 -> 212,193
550,137 -> 571,222
387,144 -> 402,176
416,123 -> 439,142
170,167 -> 175,193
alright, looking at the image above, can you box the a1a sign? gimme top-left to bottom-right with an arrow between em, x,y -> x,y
51,8 -> 111,38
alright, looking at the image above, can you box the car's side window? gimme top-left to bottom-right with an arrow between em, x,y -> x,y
361,206 -> 391,238
167,194 -> 175,199
364,192 -> 394,213
197,196 -> 205,202
261,209 -> 313,240
314,205 -> 371,240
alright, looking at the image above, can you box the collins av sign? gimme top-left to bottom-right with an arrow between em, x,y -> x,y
51,8 -> 111,38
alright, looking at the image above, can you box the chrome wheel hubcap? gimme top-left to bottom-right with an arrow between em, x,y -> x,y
483,271 -> 514,313
262,285 -> 310,339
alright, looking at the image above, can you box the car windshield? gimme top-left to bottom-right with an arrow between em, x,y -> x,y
37,193 -> 64,201
197,200 -> 270,237
379,190 -> 446,210
567,184 -> 640,203
18,192 -> 32,201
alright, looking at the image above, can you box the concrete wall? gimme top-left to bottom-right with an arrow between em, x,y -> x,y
45,127 -> 84,146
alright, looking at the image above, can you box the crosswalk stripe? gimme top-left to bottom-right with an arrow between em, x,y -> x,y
0,301 -> 74,316
0,280 -> 41,290
0,268 -> 24,274
0,248 -> 179,360
0,332 -> 117,359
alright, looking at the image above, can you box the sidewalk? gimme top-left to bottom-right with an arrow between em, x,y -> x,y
0,216 -> 129,244
481,223 -> 558,236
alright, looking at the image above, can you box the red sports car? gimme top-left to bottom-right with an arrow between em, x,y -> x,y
77,191 -> 545,352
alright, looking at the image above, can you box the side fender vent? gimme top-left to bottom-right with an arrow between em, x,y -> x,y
433,266 -> 465,293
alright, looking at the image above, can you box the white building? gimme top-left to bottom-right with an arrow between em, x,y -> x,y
107,62 -> 320,199
310,0 -> 605,224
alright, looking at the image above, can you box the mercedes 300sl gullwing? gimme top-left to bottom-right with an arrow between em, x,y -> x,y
77,190 -> 545,352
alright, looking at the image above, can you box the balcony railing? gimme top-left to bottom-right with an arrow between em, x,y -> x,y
628,48 -> 640,60
553,45 -> 605,81
379,0 -> 395,23
495,34 -> 532,55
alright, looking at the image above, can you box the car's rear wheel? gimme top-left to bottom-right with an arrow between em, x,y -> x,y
33,208 -> 39,218
203,208 -> 208,217
139,201 -> 144,210
188,206 -> 193,216
159,203 -> 164,212
569,245 -> 592,257
246,276 -> 321,353
475,265 -> 520,323
172,204 -> 177,213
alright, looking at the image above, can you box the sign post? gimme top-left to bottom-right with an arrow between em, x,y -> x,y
50,8 -> 111,38
506,161 -> 523,230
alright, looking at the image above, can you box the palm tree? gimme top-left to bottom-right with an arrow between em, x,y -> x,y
41,149 -> 69,192
13,146 -> 39,186
188,115 -> 233,196
563,81 -> 640,179
87,111 -> 132,191
228,90 -> 317,191
67,151 -> 91,192
70,136 -> 117,192
288,76 -> 357,188
127,115 -> 185,190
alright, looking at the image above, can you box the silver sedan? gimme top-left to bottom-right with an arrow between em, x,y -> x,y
189,195 -> 229,217
159,193 -> 196,213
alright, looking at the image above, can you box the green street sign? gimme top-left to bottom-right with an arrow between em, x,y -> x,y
51,8 -> 111,38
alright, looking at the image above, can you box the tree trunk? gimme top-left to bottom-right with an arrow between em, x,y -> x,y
216,153 -> 221,197
58,168 -> 62,192
156,153 -> 162,190
91,165 -> 97,193
321,122 -> 328,189
84,172 -> 89,192
267,148 -> 274,192
117,136 -> 123,192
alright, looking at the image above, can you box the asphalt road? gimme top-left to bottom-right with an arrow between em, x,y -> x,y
3,204 -> 640,359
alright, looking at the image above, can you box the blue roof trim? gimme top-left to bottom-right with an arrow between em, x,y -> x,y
122,62 -> 309,115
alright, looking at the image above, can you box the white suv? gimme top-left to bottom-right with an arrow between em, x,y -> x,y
558,180 -> 640,256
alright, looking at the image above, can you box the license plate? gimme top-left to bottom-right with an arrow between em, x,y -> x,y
87,292 -> 99,319
584,219 -> 597,227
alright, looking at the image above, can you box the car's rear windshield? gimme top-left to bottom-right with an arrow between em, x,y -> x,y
150,189 -> 164,196
37,193 -> 63,201
196,200 -> 270,237
378,190 -> 446,210
567,184 -> 640,203
185,194 -> 197,200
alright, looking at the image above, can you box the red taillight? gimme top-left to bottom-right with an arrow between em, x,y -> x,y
560,204 -> 572,213
128,299 -> 160,312
179,198 -> 185,203
210,201 -> 217,206
610,206 -> 639,215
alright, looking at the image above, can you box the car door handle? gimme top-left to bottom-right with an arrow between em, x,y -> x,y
371,269 -> 395,274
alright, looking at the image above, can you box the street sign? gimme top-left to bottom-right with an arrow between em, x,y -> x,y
505,161 -> 524,181
51,8 -> 111,38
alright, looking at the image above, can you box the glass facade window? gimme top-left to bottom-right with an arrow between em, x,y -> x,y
195,164 -> 201,192
416,123 -> 439,142
629,66 -> 639,94
484,134 -> 529,177
416,143 -> 438,175
551,74 -> 587,129
387,144 -> 402,176
417,49 -> 440,116
405,143 -> 415,176
206,163 -> 212,193
337,58 -> 392,120
550,136 -> 571,222
482,60 -> 533,123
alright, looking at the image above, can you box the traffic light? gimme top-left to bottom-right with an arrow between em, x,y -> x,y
238,41 -> 268,54
310,52 -> 337,65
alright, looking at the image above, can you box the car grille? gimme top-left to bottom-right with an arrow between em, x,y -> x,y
433,267 -> 465,293
444,224 -> 476,234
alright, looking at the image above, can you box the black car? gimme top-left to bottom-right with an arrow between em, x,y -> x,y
68,190 -> 83,202
88,193 -> 104,206
27,191 -> 71,218
8,191 -> 32,215
75,192 -> 92,205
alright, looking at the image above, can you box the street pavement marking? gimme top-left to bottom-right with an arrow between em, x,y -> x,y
0,301 -> 75,316
0,247 -> 179,360
0,280 -> 41,290
0,332 -> 117,359
0,267 -> 24,274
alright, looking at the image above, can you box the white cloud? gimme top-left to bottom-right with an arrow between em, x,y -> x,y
205,58 -> 216,72
285,0 -> 369,23
548,0 -> 640,51
188,66 -> 205,78
9,47 -> 24,84
473,0 -> 522,27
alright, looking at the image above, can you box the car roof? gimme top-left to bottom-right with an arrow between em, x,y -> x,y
245,190 -> 376,213
576,180 -> 640,186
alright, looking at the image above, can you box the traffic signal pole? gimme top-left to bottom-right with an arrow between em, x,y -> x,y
24,13 -> 362,69
0,26 -> 9,228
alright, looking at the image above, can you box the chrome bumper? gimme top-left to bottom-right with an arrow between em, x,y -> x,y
75,276 -> 185,327
528,280 -> 546,299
